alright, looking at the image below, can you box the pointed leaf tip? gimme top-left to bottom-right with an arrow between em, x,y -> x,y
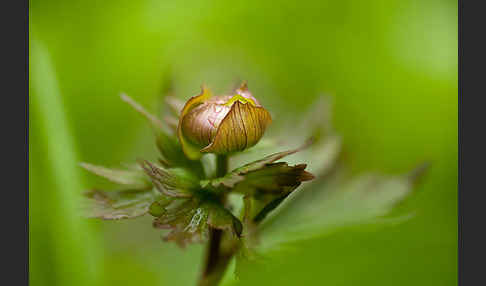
80,162 -> 151,189
120,93 -> 165,131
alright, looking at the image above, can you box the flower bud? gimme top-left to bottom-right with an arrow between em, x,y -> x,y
177,82 -> 272,159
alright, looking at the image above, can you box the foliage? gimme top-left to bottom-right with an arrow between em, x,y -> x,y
81,88 -> 426,285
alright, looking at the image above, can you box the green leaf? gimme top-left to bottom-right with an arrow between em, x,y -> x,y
203,201 -> 243,237
151,197 -> 242,248
30,38 -> 102,286
83,188 -> 158,220
120,93 -> 204,175
231,163 -> 314,195
154,128 -> 203,171
202,142 -> 315,235
80,162 -> 151,190
203,140 -> 314,191
277,96 -> 342,178
163,114 -> 179,132
256,165 -> 428,253
140,160 -> 200,198
120,93 -> 166,131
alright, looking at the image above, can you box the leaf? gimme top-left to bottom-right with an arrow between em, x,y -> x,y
140,160 -> 200,198
252,194 -> 289,223
203,201 -> 243,237
255,165 -> 428,253
154,129 -> 205,175
120,93 -> 204,174
83,189 -> 158,220
151,197 -> 242,248
279,96 -> 342,178
163,114 -> 179,132
231,163 -> 314,195
30,38 -> 102,285
140,157 -> 243,248
201,142 -> 314,232
120,93 -> 165,131
202,140 -> 314,191
80,162 -> 151,189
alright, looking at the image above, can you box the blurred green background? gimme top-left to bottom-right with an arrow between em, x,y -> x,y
29,0 -> 457,285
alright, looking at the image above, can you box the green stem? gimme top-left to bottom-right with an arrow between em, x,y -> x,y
198,155 -> 231,286
216,154 -> 229,177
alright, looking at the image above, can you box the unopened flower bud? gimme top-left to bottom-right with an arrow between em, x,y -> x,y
177,82 -> 272,159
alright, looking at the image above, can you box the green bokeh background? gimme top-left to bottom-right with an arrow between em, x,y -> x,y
29,0 -> 457,285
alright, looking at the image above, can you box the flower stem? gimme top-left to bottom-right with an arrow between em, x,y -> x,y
198,155 -> 230,286
215,154 -> 229,177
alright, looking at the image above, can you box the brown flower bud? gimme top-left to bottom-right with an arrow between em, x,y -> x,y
177,82 -> 272,159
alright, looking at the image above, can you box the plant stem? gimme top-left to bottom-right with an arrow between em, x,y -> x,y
198,155 -> 230,286
215,154 -> 229,177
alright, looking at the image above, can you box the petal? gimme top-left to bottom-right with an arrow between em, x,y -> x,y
177,85 -> 212,160
236,81 -> 260,106
201,101 -> 272,154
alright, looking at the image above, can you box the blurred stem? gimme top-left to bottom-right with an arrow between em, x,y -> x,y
199,155 -> 232,286
216,154 -> 229,177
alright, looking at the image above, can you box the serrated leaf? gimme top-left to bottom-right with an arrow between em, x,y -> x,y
140,160 -> 200,198
151,197 -> 242,248
232,139 -> 313,177
80,162 -> 151,190
204,140 -> 313,191
203,201 -> 243,237
231,163 -> 314,195
202,143 -> 315,234
83,188 -> 158,220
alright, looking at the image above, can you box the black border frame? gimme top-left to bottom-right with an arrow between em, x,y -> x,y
2,0 -> 29,284
458,0 -> 486,285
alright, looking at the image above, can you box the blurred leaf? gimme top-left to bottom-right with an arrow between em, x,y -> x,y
163,114 -> 179,132
120,93 -> 166,131
256,165 -> 428,253
121,93 -> 204,175
230,97 -> 342,180
141,160 -> 200,198
274,96 -> 342,177
30,38 -> 102,286
165,95 -> 185,117
80,162 -> 151,190
83,189 -> 158,220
